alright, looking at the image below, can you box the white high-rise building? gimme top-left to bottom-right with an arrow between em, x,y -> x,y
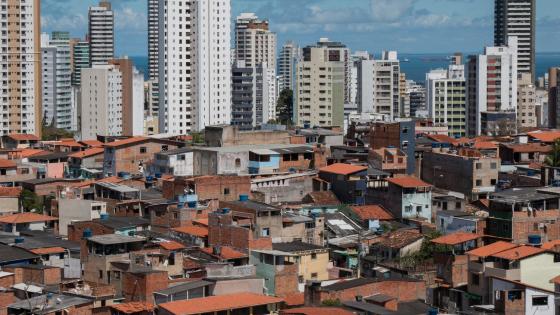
80,65 -> 123,140
357,51 -> 401,120
277,41 -> 300,92
235,13 -> 276,69
0,0 -> 42,136
158,0 -> 231,134
467,37 -> 518,136
88,1 -> 114,65
41,32 -> 73,131
147,0 -> 159,81
426,63 -> 467,137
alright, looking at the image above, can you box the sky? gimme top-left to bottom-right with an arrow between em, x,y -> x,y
42,0 -> 560,57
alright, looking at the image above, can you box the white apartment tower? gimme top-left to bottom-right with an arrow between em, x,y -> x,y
357,51 -> 401,120
426,63 -> 467,137
495,0 -> 535,80
0,0 -> 42,136
88,1 -> 114,65
277,41 -> 300,92
41,32 -> 73,131
80,65 -> 123,140
158,0 -> 231,134
467,37 -> 518,136
235,13 -> 276,69
147,0 -> 159,81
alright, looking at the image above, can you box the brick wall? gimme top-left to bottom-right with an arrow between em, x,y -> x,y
162,176 -> 251,202
113,142 -> 179,175
0,275 -> 14,288
0,291 -> 15,312
122,271 -> 168,303
512,210 -> 560,243
310,280 -> 426,306
3,266 -> 61,286
274,263 -> 299,297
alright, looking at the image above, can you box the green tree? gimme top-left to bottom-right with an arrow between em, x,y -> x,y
276,88 -> 293,125
21,189 -> 43,213
42,124 -> 75,141
545,139 -> 560,167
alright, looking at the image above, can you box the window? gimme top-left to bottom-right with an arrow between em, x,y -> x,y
162,145 -> 169,151
471,273 -> 479,286
224,188 -> 230,195
178,154 -> 186,161
114,271 -> 121,280
532,296 -> 548,306
140,147 -> 147,154
476,163 -> 482,170
491,179 -> 497,185
417,206 -> 422,213
311,253 -> 317,260
456,202 -> 461,209
235,158 -> 241,167
405,206 -> 412,213
476,179 -> 482,186
99,270 -> 103,279
261,228 -> 270,237
490,162 -> 497,169
311,272 -> 318,279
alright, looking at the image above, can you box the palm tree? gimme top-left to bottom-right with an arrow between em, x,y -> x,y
545,139 -> 560,167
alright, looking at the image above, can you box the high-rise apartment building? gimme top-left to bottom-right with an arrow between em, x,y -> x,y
235,13 -> 276,69
407,81 -> 426,117
295,38 -> 347,127
517,73 -> 538,129
277,41 -> 300,92
467,37 -> 518,136
548,68 -> 560,128
0,0 -> 42,136
356,51 -> 401,120
41,32 -> 73,131
231,61 -> 276,130
158,0 -> 231,134
147,0 -> 159,81
70,40 -> 90,86
88,1 -> 114,65
495,0 -> 535,80
426,63 -> 467,137
80,65 -> 123,140
108,59 -> 145,137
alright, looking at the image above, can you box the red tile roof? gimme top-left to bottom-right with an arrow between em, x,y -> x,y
0,213 -> 58,224
431,232 -> 479,245
173,226 -> 209,238
377,229 -> 423,249
386,176 -> 431,188
19,149 -> 48,158
541,240 -> 560,250
319,163 -> 367,175
502,143 -> 551,153
349,205 -> 394,221
282,307 -> 355,315
55,139 -> 84,147
427,134 -> 458,145
490,245 -> 545,261
110,302 -> 154,314
30,247 -> 66,255
528,131 -> 560,143
466,241 -> 518,258
158,241 -> 186,251
200,246 -> 247,260
283,292 -> 305,306
68,147 -> 105,159
6,134 -> 39,141
79,140 -> 104,148
550,274 -> 560,284
104,137 -> 149,148
0,187 -> 22,198
192,218 -> 208,227
0,159 -> 16,168
159,293 -> 283,315
473,141 -> 498,150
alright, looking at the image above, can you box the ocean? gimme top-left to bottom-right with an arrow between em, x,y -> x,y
132,53 -> 560,83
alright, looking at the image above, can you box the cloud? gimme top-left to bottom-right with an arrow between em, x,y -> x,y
370,0 -> 417,22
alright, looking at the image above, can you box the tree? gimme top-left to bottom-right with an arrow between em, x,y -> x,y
42,124 -> 75,141
545,139 -> 560,167
21,189 -> 43,213
276,88 -> 293,125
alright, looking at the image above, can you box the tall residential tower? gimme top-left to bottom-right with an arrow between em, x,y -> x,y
0,0 -> 42,136
88,1 -> 114,65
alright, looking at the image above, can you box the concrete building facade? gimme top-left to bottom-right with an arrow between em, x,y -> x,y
277,41 -> 299,92
88,1 -> 114,65
295,38 -> 348,127
0,0 -> 42,136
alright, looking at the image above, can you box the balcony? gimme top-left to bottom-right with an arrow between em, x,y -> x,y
469,260 -> 520,281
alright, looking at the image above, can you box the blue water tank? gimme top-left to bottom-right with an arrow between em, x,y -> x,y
187,201 -> 197,208
83,228 -> 93,238
100,213 -> 109,220
178,202 -> 185,208
441,143 -> 451,148
431,143 -> 440,148
427,309 -> 438,315
146,176 -> 154,182
155,173 -> 162,179
222,208 -> 231,214
14,237 -> 24,244
239,194 -> 249,202
303,123 -> 311,129
528,235 -> 542,245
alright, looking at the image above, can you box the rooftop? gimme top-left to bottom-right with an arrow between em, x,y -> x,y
319,163 -> 368,175
223,200 -> 280,213
0,243 -> 38,264
0,212 -> 57,224
8,293 -> 92,314
528,130 -> 560,142
68,147 -> 105,159
320,277 -> 420,292
157,241 -> 186,251
104,136 -> 149,148
376,229 -> 423,249
271,241 -> 326,253
491,187 -> 557,204
490,245 -> 545,261
386,176 -> 431,188
87,234 -> 146,245
304,191 -> 340,205
200,246 -> 247,260
95,182 -> 139,193
349,205 -> 394,221
91,216 -> 150,230
110,302 -> 154,314
158,293 -> 283,315
154,280 -> 212,296
156,147 -> 193,156
282,307 -> 355,315
431,232 -> 479,246
466,241 -> 518,258
0,159 -> 16,168
0,187 -> 22,197
6,133 -> 39,141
